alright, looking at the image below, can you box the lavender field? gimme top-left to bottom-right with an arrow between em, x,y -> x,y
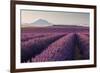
21,25 -> 89,63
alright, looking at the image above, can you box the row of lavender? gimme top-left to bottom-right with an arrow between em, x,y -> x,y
21,33 -> 66,62
21,32 -> 89,63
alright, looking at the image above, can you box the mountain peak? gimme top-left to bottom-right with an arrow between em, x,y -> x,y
37,19 -> 47,22
32,19 -> 52,27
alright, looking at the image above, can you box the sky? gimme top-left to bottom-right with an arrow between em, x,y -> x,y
21,10 -> 90,27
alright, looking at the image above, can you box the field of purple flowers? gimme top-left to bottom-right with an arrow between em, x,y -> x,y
21,26 -> 89,63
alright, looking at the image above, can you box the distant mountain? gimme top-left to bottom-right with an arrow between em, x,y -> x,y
32,19 -> 51,24
31,19 -> 52,27
21,19 -> 52,27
